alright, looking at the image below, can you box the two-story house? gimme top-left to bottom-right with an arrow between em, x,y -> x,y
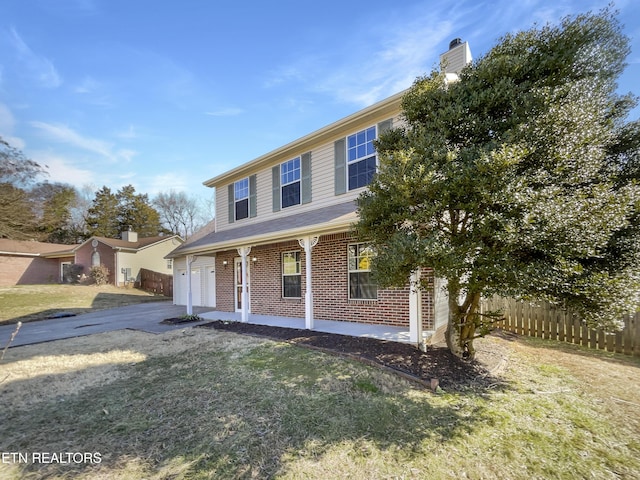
168,39 -> 472,345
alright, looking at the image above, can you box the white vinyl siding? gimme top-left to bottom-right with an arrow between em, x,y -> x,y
214,115 -> 399,232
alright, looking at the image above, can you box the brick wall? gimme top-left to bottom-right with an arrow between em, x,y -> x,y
75,243 -> 116,284
215,232 -> 434,329
0,255 -> 72,286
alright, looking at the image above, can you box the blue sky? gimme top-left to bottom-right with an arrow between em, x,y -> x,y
0,0 -> 638,208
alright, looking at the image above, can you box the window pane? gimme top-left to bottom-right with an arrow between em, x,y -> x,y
348,245 -> 357,270
366,126 -> 376,141
283,276 -> 301,298
283,252 -> 300,275
235,178 -> 249,200
349,272 -> 377,300
348,126 -> 377,166
281,182 -> 301,208
359,272 -> 378,299
235,198 -> 249,220
348,156 -> 376,190
281,158 -> 300,185
367,141 -> 376,156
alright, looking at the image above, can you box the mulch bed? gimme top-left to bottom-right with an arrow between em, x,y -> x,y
161,317 -> 202,325
199,320 -> 498,392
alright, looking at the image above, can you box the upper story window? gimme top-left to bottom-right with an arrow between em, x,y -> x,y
347,126 -> 377,190
234,178 -> 249,220
334,119 -> 391,196
281,157 -> 301,209
228,175 -> 256,224
272,152 -> 311,212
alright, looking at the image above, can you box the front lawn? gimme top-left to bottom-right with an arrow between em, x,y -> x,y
0,284 -> 169,325
1,328 -> 638,479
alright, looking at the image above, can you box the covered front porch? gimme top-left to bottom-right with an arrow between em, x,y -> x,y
198,309 -> 439,345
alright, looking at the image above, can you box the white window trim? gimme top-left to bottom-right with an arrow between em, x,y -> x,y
282,251 -> 302,298
234,177 -> 249,221
347,243 -> 378,300
346,125 -> 378,191
281,157 -> 301,209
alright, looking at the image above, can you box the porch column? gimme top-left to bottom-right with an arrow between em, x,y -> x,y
298,236 -> 319,329
186,254 -> 197,315
409,268 -> 423,346
237,246 -> 251,323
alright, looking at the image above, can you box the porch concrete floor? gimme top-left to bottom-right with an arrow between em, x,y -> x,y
198,310 -> 430,344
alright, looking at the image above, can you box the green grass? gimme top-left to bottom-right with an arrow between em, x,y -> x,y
0,284 -> 169,325
1,329 -> 639,479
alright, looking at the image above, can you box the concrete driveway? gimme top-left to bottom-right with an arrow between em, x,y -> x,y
0,302 -> 216,348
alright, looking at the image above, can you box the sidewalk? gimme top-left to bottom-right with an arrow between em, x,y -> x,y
198,310 -> 417,343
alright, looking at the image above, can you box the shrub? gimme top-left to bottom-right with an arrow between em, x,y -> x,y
89,265 -> 110,286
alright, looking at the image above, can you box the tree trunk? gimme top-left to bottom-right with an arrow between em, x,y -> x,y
445,287 -> 481,361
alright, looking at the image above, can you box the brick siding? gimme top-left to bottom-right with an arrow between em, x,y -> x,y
74,243 -> 116,284
215,232 -> 434,329
0,255 -> 71,286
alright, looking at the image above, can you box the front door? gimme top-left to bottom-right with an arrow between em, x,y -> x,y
234,257 -> 250,312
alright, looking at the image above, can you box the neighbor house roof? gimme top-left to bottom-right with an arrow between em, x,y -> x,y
74,235 -> 182,253
167,200 -> 357,258
0,239 -> 75,257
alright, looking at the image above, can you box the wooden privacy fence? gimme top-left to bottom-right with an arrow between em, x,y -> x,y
483,297 -> 640,357
140,268 -> 173,297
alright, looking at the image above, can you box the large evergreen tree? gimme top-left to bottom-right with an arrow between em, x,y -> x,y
0,183 -> 37,239
116,185 -> 163,237
31,182 -> 78,244
85,186 -> 120,238
355,10 -> 640,360
85,185 -> 164,239
0,138 -> 46,239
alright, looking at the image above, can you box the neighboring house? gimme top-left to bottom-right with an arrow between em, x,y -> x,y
0,239 -> 75,286
74,230 -> 183,286
167,40 -> 472,344
0,230 -> 183,287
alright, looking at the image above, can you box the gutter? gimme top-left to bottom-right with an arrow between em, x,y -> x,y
166,216 -> 355,258
0,251 -> 40,257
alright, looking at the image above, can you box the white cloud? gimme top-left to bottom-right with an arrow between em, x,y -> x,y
30,151 -> 96,186
30,121 -> 135,163
262,2 -> 474,108
145,172 -> 190,195
8,27 -> 62,89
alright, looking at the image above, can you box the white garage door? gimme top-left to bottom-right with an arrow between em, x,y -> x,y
177,269 -> 202,306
